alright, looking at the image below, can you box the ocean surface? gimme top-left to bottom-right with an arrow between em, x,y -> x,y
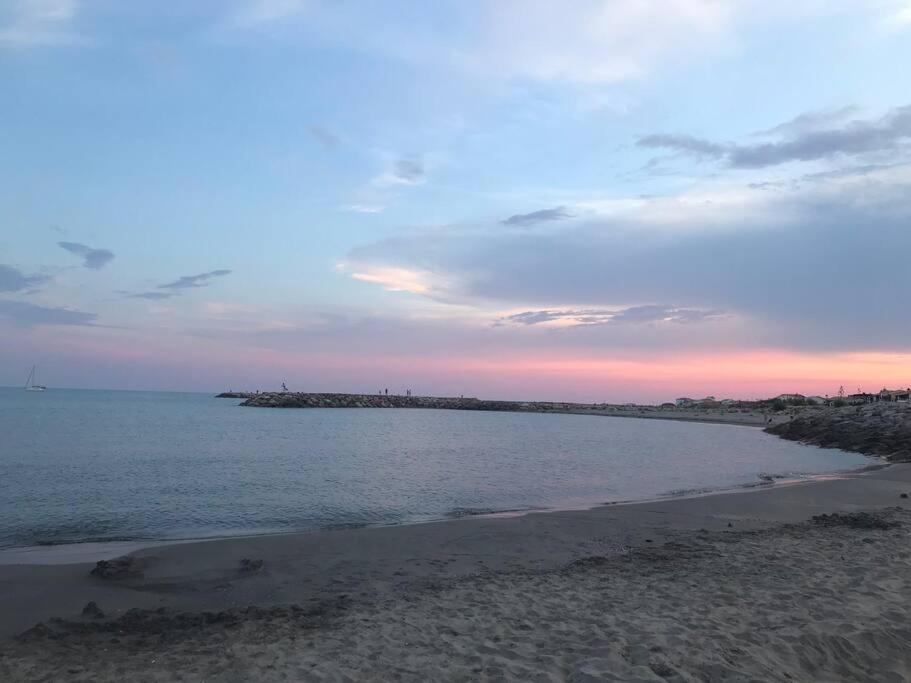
0,388 -> 872,550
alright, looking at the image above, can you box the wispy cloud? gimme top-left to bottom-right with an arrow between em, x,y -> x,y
0,0 -> 84,49
159,269 -> 232,290
501,206 -> 573,227
225,0 -> 309,28
123,269 -> 232,301
372,157 -> 426,187
500,306 -> 725,327
0,264 -> 49,292
0,298 -> 97,326
639,104 -> 911,169
344,204 -> 385,214
124,291 -> 176,301
309,124 -> 340,150
58,241 -> 114,269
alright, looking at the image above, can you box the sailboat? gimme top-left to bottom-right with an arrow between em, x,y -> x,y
24,365 -> 47,392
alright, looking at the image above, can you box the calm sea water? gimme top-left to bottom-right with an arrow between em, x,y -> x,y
0,388 -> 871,549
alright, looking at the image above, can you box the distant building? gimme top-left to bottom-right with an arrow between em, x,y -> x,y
675,397 -> 695,407
848,393 -> 877,405
879,388 -> 911,402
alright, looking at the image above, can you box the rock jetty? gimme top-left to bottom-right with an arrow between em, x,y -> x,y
767,403 -> 911,461
216,391 -> 254,399
239,392 -> 591,413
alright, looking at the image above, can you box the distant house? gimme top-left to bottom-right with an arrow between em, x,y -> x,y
879,388 -> 911,403
838,393 -> 877,405
659,402 -> 676,410
853,393 -> 877,404
675,397 -> 695,407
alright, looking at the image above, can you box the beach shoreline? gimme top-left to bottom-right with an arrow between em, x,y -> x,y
0,446 -> 882,568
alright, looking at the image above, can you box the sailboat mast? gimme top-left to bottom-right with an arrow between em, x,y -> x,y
25,365 -> 34,388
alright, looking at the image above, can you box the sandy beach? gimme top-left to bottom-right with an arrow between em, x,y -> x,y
2,461 -> 910,681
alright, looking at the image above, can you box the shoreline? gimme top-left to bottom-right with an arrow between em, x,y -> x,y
0,458 -> 904,637
0,450 -> 882,567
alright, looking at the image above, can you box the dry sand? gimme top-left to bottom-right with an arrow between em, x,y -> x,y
2,465 -> 911,681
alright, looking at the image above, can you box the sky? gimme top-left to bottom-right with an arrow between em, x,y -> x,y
2,0 -> 911,402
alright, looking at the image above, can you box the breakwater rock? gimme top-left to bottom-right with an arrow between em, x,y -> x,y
216,392 -> 254,399
239,392 -> 591,413
767,403 -> 911,461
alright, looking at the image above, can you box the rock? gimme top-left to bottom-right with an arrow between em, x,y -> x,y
766,403 -> 911,461
901,493 -> 909,499
239,558 -> 264,573
81,601 -> 104,619
90,556 -> 143,580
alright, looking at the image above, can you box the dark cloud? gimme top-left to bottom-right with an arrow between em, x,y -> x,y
501,206 -> 574,227
0,299 -> 97,326
125,291 -> 177,300
309,125 -> 340,149
639,104 -> 911,169
500,306 -> 724,327
610,305 -> 725,325
58,241 -> 115,269
0,264 -> 49,292
344,170 -> 911,351
159,269 -> 231,290
637,134 -> 726,159
756,106 -> 860,138
393,158 -> 424,183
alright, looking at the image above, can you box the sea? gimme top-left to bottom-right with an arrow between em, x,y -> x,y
0,388 -> 873,551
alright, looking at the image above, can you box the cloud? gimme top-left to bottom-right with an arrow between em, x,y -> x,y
609,305 -> 726,325
0,0 -> 83,48
344,204 -> 385,214
225,0 -> 309,27
341,264 -> 433,294
456,0 -> 736,84
754,106 -> 861,138
501,206 -> 573,227
637,134 -> 727,160
0,298 -> 97,326
159,269 -> 232,290
639,104 -> 911,169
309,124 -> 340,149
372,157 -> 426,188
58,241 -> 115,269
122,269 -> 232,301
342,164 -> 911,351
500,306 -> 725,327
0,264 -> 49,292
125,291 -> 176,300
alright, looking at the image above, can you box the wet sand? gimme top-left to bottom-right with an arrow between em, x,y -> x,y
2,463 -> 911,680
